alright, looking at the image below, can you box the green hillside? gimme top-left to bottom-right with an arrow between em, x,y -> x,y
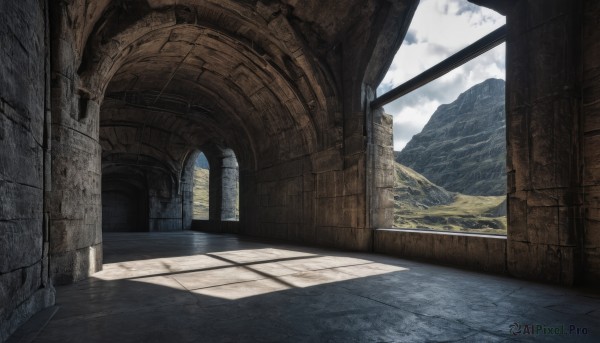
193,168 -> 210,220
393,162 -> 506,235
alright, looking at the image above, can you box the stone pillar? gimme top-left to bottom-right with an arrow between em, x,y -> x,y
366,86 -> 395,229
0,0 -> 55,339
221,149 -> 239,221
181,151 -> 200,230
208,157 -> 223,222
48,1 -> 102,285
239,169 -> 257,232
582,0 -> 600,285
505,0 -> 583,284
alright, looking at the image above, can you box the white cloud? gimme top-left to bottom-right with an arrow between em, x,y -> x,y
377,0 -> 506,151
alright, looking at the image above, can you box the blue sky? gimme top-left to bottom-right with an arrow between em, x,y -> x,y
377,0 -> 505,150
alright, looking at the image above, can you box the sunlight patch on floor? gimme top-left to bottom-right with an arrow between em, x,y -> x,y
94,248 -> 409,300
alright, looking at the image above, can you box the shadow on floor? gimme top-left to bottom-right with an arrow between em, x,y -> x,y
26,232 -> 600,342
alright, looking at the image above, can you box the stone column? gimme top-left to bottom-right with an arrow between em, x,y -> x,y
48,1 -> 102,285
505,0 -> 583,284
181,151 -> 200,230
582,0 -> 600,285
221,150 -> 239,221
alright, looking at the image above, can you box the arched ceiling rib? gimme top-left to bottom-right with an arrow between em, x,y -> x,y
76,2 -> 345,170
68,0 -> 418,176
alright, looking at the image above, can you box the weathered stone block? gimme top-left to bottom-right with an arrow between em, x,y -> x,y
584,247 -> 600,285
344,134 -> 365,156
584,135 -> 600,184
371,207 -> 393,229
507,191 -> 528,242
373,122 -> 393,147
0,220 -> 43,273
583,101 -> 600,133
506,108 -> 531,190
316,197 -> 343,227
316,170 -> 344,198
302,191 -> 316,224
583,69 -> 600,106
507,241 -> 575,285
371,187 -> 395,210
557,206 -> 580,246
286,223 -> 315,245
0,113 -> 44,188
0,286 -> 54,343
343,164 -> 361,195
311,149 -> 343,173
372,144 -> 395,170
584,218 -> 600,248
373,168 -> 394,188
287,194 -> 302,222
286,176 -> 303,195
341,195 -> 359,227
0,181 -> 42,221
0,262 -> 41,313
49,219 -> 101,255
50,243 -> 103,285
315,226 -> 371,251
526,19 -> 579,103
526,206 -> 559,245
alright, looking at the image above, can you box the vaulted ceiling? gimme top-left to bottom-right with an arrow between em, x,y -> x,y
64,0 -> 417,174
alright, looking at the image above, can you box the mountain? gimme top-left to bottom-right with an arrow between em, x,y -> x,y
394,162 -> 455,209
395,78 -> 506,196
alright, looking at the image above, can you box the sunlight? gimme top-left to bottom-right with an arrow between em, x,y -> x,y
93,248 -> 409,300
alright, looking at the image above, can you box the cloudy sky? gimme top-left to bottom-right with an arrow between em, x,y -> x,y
377,0 -> 506,151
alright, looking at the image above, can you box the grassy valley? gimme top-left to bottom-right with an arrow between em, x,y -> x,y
393,162 -> 507,235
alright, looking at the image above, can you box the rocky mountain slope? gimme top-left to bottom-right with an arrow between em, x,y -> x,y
395,78 -> 506,196
394,163 -> 455,209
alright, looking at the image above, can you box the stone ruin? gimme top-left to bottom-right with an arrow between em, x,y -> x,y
1,0 -> 599,340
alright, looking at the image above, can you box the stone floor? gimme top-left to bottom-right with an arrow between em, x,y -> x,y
16,231 -> 600,342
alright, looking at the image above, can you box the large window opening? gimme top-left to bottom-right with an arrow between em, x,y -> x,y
193,152 -> 210,220
192,149 -> 239,221
377,0 -> 507,235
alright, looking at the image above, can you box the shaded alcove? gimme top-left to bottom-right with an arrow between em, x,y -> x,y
102,176 -> 149,232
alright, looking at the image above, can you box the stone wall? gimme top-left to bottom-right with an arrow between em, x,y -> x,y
242,157 -> 311,242
0,0 -> 55,340
374,229 -> 507,274
583,0 -> 600,285
505,0 -> 583,285
240,149 -> 370,251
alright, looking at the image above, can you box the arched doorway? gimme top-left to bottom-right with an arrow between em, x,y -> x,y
102,177 -> 149,232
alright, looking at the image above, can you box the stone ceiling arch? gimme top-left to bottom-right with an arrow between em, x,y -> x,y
75,2 -> 343,169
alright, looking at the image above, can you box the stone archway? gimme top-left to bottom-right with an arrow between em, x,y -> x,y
102,177 -> 149,232
46,0 -> 415,285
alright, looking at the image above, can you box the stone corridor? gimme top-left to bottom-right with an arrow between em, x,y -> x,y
11,231 -> 600,342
